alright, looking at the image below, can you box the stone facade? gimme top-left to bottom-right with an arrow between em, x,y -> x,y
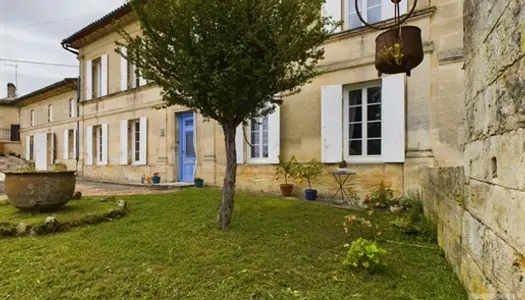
421,0 -> 525,298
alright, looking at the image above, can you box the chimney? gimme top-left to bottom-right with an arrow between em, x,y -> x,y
7,83 -> 16,99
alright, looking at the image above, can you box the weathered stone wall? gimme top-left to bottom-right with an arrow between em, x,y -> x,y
421,0 -> 525,298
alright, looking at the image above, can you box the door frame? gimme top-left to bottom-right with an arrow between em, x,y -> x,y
177,112 -> 195,182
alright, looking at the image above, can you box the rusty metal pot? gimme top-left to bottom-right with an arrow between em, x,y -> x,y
375,26 -> 423,77
5,171 -> 76,212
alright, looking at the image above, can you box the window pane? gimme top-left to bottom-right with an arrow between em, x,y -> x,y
367,104 -> 381,121
263,145 -> 269,158
185,132 -> 195,157
185,120 -> 193,127
349,0 -> 356,12
367,6 -> 381,24
349,140 -> 362,156
349,106 -> 362,122
349,13 -> 362,29
368,87 -> 381,103
251,131 -> 259,145
349,123 -> 362,139
251,145 -> 260,158
368,122 -> 381,138
349,90 -> 362,105
262,117 -> 268,131
367,139 -> 381,155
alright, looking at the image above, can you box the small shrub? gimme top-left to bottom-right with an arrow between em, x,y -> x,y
275,155 -> 299,185
343,211 -> 380,240
391,193 -> 438,243
343,238 -> 388,273
364,181 -> 394,209
295,159 -> 323,189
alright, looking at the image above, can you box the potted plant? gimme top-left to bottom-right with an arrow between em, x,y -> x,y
296,159 -> 323,201
375,26 -> 423,77
338,160 -> 348,171
194,177 -> 204,188
275,155 -> 298,197
389,197 -> 403,214
152,172 -> 161,184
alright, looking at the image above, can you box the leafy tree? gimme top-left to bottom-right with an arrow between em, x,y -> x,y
119,0 -> 337,230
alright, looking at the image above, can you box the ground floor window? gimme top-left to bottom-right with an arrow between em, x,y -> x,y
249,116 -> 269,159
131,120 -> 140,163
29,136 -> 34,160
344,85 -> 382,158
68,129 -> 75,159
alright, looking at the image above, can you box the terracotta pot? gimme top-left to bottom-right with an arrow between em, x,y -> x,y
375,26 -> 424,77
5,171 -> 76,212
280,184 -> 294,197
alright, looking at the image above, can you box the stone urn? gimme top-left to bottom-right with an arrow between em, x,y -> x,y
5,171 -> 76,212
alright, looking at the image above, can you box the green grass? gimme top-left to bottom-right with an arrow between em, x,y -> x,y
0,198 -> 116,225
0,189 -> 467,299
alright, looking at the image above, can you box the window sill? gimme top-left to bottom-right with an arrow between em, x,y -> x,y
132,161 -> 146,166
246,158 -> 277,165
344,156 -> 384,164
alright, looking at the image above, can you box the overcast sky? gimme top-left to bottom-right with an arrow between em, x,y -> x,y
0,0 -> 126,98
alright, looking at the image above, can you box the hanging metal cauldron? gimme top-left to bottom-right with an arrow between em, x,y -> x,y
355,0 -> 423,77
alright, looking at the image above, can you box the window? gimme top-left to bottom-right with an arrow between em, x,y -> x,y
347,0 -> 382,30
91,125 -> 103,164
69,99 -> 75,118
29,135 -> 34,160
48,105 -> 53,123
344,85 -> 382,159
68,129 -> 75,159
249,116 -> 269,159
92,57 -> 102,99
30,110 -> 34,126
131,120 -> 140,162
128,62 -> 140,89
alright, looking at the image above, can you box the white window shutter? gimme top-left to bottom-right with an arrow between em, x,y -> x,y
321,85 -> 343,163
51,133 -> 56,164
102,124 -> 109,165
382,74 -> 406,163
101,54 -> 108,97
235,124 -> 244,164
381,0 -> 407,20
85,60 -> 93,100
25,136 -> 31,160
399,0 -> 407,15
73,129 -> 77,160
268,106 -> 280,164
322,0 -> 342,33
86,126 -> 93,165
120,120 -> 128,165
120,48 -> 128,91
139,117 -> 147,165
139,74 -> 147,87
64,130 -> 69,160
35,133 -> 47,171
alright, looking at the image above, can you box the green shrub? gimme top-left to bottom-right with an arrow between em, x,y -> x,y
391,193 -> 438,243
343,238 -> 388,273
53,163 -> 68,172
295,159 -> 323,189
275,155 -> 299,185
364,181 -> 394,208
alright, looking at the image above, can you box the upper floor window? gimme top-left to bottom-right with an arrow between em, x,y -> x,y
92,57 -> 102,99
249,116 -> 269,160
30,110 -> 35,126
344,85 -> 382,158
69,99 -> 75,118
48,105 -> 53,123
347,0 -> 382,30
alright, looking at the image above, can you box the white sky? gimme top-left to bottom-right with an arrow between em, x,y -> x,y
0,0 -> 126,98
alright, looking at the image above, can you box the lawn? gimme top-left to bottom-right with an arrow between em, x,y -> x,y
0,189 -> 467,299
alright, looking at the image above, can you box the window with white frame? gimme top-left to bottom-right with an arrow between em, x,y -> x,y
249,116 -> 269,159
131,120 -> 141,162
48,105 -> 53,123
344,85 -> 382,158
92,57 -> 102,99
68,129 -> 75,159
347,0 -> 382,30
91,125 -> 103,163
30,110 -> 34,126
29,135 -> 34,160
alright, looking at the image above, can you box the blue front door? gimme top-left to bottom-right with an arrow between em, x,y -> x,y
178,113 -> 196,182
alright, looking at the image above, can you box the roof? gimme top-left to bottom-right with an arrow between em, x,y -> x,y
62,3 -> 133,46
9,78 -> 78,106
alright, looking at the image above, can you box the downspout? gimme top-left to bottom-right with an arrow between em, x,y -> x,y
61,43 -> 82,175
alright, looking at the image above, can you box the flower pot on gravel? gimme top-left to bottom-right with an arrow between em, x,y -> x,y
280,184 -> 294,197
194,178 -> 204,188
304,189 -> 318,201
5,171 -> 76,212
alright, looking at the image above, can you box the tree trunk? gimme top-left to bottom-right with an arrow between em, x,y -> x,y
216,124 -> 238,231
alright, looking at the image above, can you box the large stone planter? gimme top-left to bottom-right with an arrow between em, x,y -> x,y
5,171 -> 76,212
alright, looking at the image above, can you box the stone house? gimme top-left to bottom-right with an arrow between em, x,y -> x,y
14,0 -> 463,197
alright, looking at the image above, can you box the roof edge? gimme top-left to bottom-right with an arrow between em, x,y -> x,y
11,78 -> 78,105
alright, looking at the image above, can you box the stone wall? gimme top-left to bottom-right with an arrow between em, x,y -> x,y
421,0 -> 525,298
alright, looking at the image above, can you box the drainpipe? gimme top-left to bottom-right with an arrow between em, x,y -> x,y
61,43 -> 82,175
